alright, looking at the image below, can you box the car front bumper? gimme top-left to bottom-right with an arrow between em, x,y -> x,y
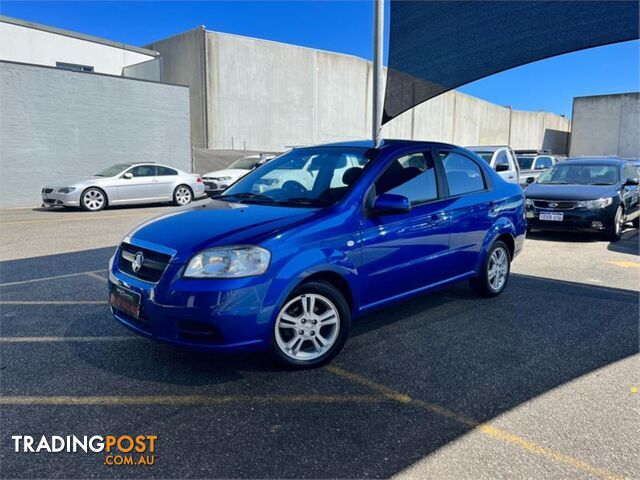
203,180 -> 229,196
108,251 -> 275,352
526,205 -> 615,232
41,189 -> 81,206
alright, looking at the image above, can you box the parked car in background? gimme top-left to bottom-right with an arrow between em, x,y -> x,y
41,163 -> 204,211
202,153 -> 277,196
466,145 -> 520,184
525,158 -> 640,240
516,154 -> 559,186
109,140 -> 525,368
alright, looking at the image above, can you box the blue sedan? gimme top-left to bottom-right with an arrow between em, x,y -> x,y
109,140 -> 526,368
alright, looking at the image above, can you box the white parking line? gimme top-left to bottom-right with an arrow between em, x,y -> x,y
0,270 -> 108,287
85,271 -> 108,283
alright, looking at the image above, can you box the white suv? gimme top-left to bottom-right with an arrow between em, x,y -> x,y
466,146 -> 520,185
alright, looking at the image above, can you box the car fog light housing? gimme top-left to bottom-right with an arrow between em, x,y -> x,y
526,211 -> 535,218
57,187 -> 76,194
184,246 -> 271,278
525,198 -> 534,207
591,221 -> 605,230
577,197 -> 612,209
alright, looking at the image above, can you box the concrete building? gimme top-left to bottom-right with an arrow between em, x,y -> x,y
147,27 -> 571,154
569,92 -> 640,158
0,17 -> 191,208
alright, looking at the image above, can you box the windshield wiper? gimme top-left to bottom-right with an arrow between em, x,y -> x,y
277,197 -> 330,207
545,180 -> 569,184
590,182 -> 614,186
214,193 -> 276,203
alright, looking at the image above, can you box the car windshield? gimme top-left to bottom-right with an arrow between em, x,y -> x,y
229,157 -> 260,170
537,164 -> 619,185
218,147 -> 374,207
517,156 -> 535,169
474,152 -> 494,164
95,164 -> 131,177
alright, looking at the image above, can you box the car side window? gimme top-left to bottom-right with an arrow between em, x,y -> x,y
494,150 -> 510,170
156,166 -> 177,176
129,165 -> 157,177
623,163 -> 637,180
536,156 -> 553,169
439,151 -> 486,196
375,152 -> 438,205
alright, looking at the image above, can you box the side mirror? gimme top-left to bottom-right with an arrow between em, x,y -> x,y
624,177 -> 639,186
526,177 -> 535,184
123,172 -> 133,179
370,193 -> 411,215
495,164 -> 510,173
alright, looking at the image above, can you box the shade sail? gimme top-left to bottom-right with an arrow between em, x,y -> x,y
383,1 -> 640,124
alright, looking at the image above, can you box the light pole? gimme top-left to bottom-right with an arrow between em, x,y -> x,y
372,0 -> 384,146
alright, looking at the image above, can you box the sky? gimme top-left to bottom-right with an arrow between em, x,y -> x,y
2,1 -> 638,118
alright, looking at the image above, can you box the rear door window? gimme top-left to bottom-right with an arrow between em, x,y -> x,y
439,151 -> 486,196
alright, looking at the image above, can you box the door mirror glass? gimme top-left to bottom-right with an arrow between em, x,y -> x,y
495,163 -> 510,172
371,193 -> 411,215
123,172 -> 133,179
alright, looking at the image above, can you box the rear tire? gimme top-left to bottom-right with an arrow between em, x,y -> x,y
470,240 -> 511,298
80,188 -> 107,212
173,185 -> 193,206
271,281 -> 350,369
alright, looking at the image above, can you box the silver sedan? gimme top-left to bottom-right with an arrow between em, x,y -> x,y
41,163 -> 206,211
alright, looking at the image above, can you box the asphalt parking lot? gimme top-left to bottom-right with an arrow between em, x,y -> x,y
0,203 -> 638,479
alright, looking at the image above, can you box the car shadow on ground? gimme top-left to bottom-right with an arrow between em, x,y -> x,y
528,227 -> 639,255
1,247 -> 638,478
30,198 -> 211,213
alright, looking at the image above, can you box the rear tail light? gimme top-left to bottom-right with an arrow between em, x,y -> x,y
196,177 -> 202,183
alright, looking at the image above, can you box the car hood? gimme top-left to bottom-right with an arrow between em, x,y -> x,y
525,183 -> 618,200
202,169 -> 249,179
127,201 -> 319,263
44,176 -> 111,189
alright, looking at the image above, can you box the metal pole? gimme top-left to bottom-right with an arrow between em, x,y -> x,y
372,0 -> 384,146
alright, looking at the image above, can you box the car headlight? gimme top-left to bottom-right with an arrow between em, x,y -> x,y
213,177 -> 232,182
577,197 -> 613,209
184,246 -> 271,278
525,198 -> 534,207
57,187 -> 76,194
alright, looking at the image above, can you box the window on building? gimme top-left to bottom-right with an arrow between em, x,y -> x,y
56,62 -> 94,73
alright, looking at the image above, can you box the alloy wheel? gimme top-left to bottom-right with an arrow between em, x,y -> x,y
487,246 -> 509,292
274,293 -> 340,361
175,187 -> 192,205
83,190 -> 105,211
614,207 -> 623,237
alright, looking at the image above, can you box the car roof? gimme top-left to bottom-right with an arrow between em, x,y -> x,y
465,145 -> 510,152
563,157 -> 626,165
306,139 -> 459,151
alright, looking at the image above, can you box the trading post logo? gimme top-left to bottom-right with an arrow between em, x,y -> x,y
11,435 -> 157,466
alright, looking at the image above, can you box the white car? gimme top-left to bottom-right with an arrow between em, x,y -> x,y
516,154 -> 559,186
202,154 -> 277,196
41,163 -> 205,211
466,146 -> 521,184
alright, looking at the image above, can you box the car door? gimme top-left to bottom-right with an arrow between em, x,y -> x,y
155,166 -> 179,200
494,149 -> 517,184
117,165 -> 158,203
621,162 -> 640,219
436,149 -> 495,277
358,150 -> 452,309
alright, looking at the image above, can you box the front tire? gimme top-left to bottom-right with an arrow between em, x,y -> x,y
606,206 -> 624,241
470,240 -> 511,298
272,281 -> 350,369
173,185 -> 193,206
80,188 -> 107,211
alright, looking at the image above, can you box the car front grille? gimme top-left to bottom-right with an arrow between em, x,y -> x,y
532,200 -> 577,210
117,243 -> 172,283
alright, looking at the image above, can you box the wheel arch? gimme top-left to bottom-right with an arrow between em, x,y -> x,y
81,186 -> 109,207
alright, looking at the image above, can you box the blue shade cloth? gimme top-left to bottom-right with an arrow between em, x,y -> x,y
383,0 -> 640,124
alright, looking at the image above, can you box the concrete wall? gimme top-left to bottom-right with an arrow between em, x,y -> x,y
570,93 -> 640,157
0,62 -> 191,208
0,20 -> 156,76
147,28 -> 207,148
150,28 -> 570,153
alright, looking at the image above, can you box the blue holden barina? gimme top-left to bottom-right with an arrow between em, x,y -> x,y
109,140 -> 526,368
